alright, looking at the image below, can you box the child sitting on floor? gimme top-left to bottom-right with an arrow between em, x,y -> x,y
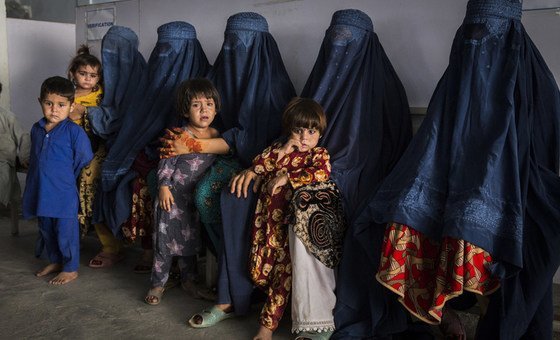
23,76 -> 93,285
145,78 -> 220,305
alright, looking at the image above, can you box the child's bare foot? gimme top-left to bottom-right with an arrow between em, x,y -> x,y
49,271 -> 78,285
35,263 -> 62,277
253,325 -> 273,340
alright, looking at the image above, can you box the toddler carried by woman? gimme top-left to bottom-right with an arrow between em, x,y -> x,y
67,45 -> 105,238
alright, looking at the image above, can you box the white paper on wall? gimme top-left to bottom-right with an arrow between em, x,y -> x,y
86,7 -> 115,41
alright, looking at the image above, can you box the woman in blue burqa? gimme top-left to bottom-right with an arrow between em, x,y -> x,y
297,9 -> 414,339
88,25 -> 147,142
87,25 -> 148,265
363,0 -> 560,339
159,12 -> 296,327
88,22 -> 210,268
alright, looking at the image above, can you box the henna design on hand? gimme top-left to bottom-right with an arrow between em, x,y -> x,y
180,133 -> 202,153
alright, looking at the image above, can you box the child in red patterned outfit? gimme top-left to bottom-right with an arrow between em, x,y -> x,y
248,97 -> 330,340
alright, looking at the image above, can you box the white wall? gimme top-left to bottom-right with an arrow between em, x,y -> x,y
7,19 -> 76,132
76,0 -> 466,107
75,0 -> 560,108
522,8 -> 560,79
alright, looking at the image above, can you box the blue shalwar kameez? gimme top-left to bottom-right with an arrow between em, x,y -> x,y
23,118 -> 93,272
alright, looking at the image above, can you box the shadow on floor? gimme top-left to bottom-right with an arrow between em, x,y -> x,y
1,214 -> 560,339
0,216 -> 293,339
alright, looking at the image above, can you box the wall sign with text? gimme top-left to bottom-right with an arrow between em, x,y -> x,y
86,7 -> 115,41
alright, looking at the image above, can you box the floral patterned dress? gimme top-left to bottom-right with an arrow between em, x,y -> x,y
72,87 -> 104,236
151,149 -> 215,286
249,142 -> 330,331
121,151 -> 158,244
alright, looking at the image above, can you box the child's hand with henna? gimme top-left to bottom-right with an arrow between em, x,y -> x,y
159,128 -> 202,158
159,186 -> 174,212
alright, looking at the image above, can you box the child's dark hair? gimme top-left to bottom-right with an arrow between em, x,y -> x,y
176,78 -> 221,117
282,97 -> 327,136
67,45 -> 103,87
40,76 -> 75,103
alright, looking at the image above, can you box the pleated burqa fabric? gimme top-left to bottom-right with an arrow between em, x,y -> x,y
102,21 -> 210,191
88,25 -> 148,229
301,9 -> 412,222
88,25 -> 147,143
363,1 -> 560,338
208,12 -> 296,316
209,12 -> 296,167
299,10 -> 412,338
95,22 -> 210,233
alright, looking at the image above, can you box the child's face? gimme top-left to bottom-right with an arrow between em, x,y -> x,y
290,127 -> 320,152
186,95 -> 217,129
73,65 -> 100,91
39,93 -> 75,126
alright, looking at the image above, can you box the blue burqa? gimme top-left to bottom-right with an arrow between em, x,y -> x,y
209,12 -> 295,166
299,10 -> 412,338
102,21 -> 210,191
364,1 -> 560,338
89,25 -> 148,230
209,12 -> 296,315
88,25 -> 147,142
301,9 -> 412,222
95,22 -> 210,233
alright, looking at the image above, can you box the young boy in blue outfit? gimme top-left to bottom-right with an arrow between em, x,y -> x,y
23,76 -> 93,285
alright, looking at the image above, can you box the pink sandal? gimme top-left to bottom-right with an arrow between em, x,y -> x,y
88,252 -> 124,268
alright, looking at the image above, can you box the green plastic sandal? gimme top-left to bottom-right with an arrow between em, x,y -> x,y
187,306 -> 235,328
